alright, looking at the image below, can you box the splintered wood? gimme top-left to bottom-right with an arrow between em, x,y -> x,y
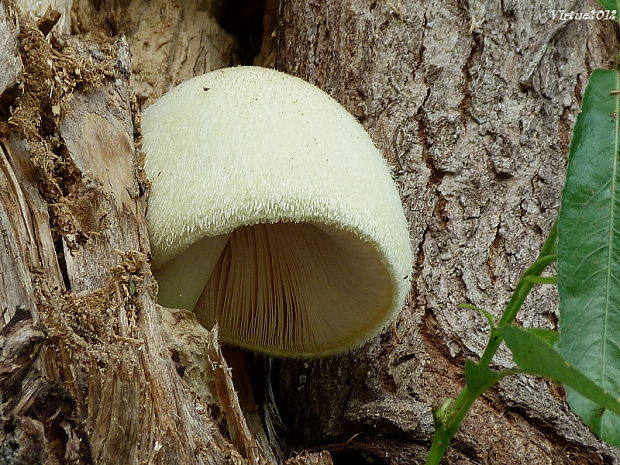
208,326 -> 273,465
0,4 -> 230,463
0,2 -> 335,464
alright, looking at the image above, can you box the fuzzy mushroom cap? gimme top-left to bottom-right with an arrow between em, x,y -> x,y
143,66 -> 412,357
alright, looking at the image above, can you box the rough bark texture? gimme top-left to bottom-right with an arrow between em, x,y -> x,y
270,1 -> 620,464
1,0 -> 620,464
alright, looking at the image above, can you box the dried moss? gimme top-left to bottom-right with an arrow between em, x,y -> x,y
10,21 -> 116,201
8,21 -> 125,253
35,251 -> 150,364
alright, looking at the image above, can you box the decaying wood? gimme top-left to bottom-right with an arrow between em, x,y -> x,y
209,327 -> 271,465
71,0 -> 237,106
2,0 -> 620,464
0,5 -> 253,465
0,2 -> 331,464
15,0 -> 72,35
0,0 -> 21,96
0,308 -> 51,465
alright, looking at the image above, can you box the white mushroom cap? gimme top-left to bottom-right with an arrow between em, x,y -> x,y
143,66 -> 412,357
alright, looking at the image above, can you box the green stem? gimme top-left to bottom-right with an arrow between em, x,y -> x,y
426,387 -> 477,463
481,221 -> 557,366
425,221 -> 558,465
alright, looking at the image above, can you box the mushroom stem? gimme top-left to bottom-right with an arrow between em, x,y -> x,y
154,233 -> 230,310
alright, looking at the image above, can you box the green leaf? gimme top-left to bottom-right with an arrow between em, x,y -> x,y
524,275 -> 557,285
465,360 -> 502,394
502,327 -> 620,446
522,327 -> 559,346
557,69 -> 620,445
458,303 -> 495,328
595,0 -> 618,11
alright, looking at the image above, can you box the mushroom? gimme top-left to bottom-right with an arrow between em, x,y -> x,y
142,66 -> 412,357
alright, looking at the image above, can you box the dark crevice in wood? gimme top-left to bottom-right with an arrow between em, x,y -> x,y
52,234 -> 71,291
0,306 -> 94,464
433,194 -> 448,227
485,222 -> 503,285
247,353 -> 287,462
323,436 -> 429,465
458,36 -> 481,127
26,382 -> 94,464
0,83 -> 18,120
558,105 -> 572,159
420,310 -> 463,366
415,88 -> 445,188
35,6 -> 60,37
408,226 -> 427,310
330,449 -> 385,465
0,306 -> 45,401
218,0 -> 266,65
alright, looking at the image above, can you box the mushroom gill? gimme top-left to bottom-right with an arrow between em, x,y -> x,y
191,222 -> 393,356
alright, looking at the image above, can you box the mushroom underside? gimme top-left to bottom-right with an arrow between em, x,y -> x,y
156,221 -> 394,356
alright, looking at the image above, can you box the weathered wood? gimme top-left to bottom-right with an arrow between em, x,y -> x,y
71,0 -> 237,105
209,327 -> 273,465
5,0 -> 620,464
0,0 -> 21,95
16,0 -> 72,35
0,6 -> 241,464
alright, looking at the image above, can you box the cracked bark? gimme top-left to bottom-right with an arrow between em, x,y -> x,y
270,1 -> 620,464
1,0 -> 620,464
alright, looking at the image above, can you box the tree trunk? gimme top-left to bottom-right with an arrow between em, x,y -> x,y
0,1 -> 618,465
270,1 -> 620,464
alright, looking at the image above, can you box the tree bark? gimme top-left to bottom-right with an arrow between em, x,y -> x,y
268,0 -> 620,464
1,1 -> 619,464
